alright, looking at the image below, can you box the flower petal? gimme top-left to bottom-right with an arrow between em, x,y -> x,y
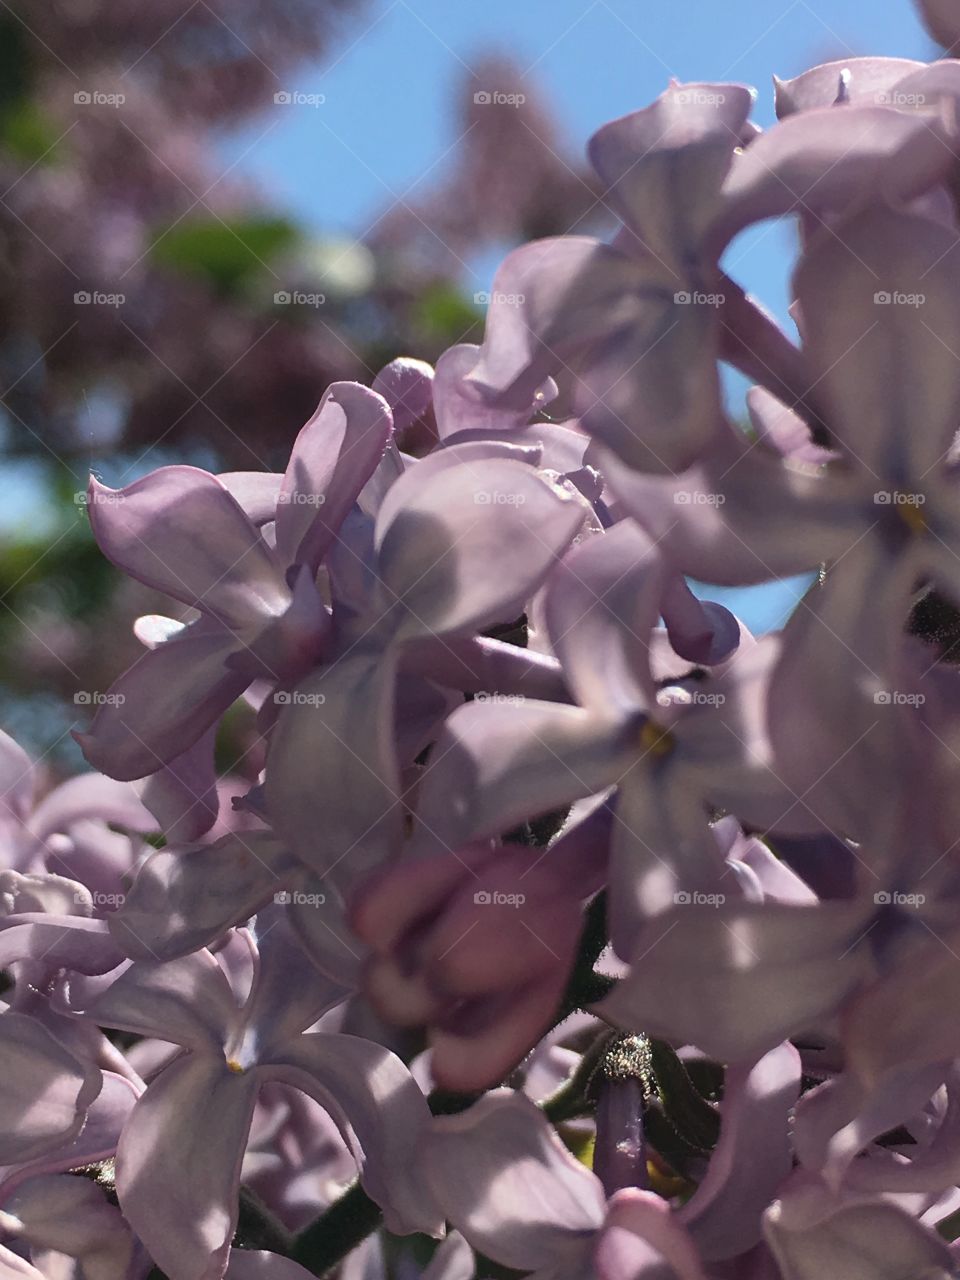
375,456 -> 584,641
433,343 -> 555,439
75,620 -> 248,781
265,649 -> 402,887
261,1032 -> 441,1236
709,106 -> 958,253
764,1178 -> 956,1280
794,204 -> 960,479
598,901 -> 871,1062
679,1043 -> 801,1260
774,59 -> 924,116
66,952 -> 238,1050
597,1189 -> 708,1280
0,1014 -> 101,1165
587,83 -> 753,264
371,357 -> 434,434
844,929 -> 960,1087
110,832 -> 296,962
0,1174 -> 134,1280
544,521 -> 662,715
411,699 -> 623,857
87,466 -> 288,628
423,1090 -> 604,1271
116,1052 -> 258,1280
139,730 -> 220,843
275,383 -> 393,573
0,731 -> 34,826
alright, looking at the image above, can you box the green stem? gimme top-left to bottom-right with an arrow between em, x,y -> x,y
648,1040 -> 721,1153
291,1180 -> 383,1274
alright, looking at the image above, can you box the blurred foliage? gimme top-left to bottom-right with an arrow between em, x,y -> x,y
0,13 -> 598,766
151,215 -> 301,295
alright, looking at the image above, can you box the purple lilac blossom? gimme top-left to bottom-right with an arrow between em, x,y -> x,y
7,9 -> 960,1277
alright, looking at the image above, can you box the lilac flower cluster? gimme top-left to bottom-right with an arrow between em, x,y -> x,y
9,18 -> 960,1280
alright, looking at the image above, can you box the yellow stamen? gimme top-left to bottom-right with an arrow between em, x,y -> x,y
226,1059 -> 246,1074
640,720 -> 675,758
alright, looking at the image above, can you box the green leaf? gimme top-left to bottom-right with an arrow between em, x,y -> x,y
0,101 -> 61,165
149,215 -> 300,294
413,283 -> 483,343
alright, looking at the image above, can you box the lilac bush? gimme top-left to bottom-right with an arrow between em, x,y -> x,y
9,7 -> 960,1278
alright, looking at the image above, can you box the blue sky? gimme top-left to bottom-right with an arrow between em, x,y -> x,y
221,0 -> 939,329
217,0 -> 939,631
10,1 -> 938,633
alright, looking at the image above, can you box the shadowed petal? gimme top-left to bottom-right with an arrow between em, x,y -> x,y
261,1032 -> 442,1236
598,901 -> 872,1062
116,1053 -> 258,1280
87,466 -> 288,628
423,1091 -> 604,1272
0,1014 -> 101,1165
